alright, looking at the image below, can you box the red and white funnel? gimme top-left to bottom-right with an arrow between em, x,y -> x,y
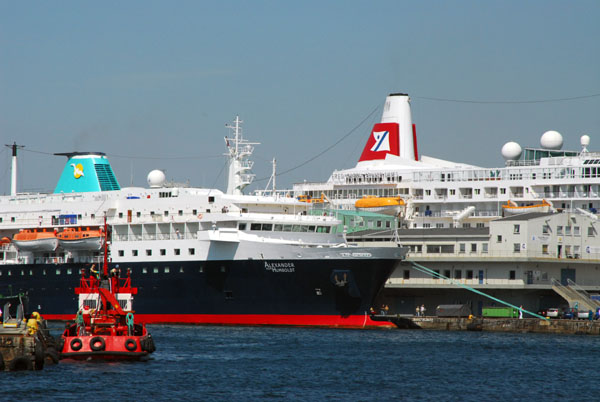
358,93 -> 418,163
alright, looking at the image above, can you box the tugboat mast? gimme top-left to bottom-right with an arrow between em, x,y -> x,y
224,116 -> 259,195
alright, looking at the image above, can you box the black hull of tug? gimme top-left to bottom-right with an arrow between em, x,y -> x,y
2,258 -> 397,327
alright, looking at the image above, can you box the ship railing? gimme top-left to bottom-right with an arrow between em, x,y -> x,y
410,164 -> 600,183
113,231 -> 197,242
505,160 -> 541,167
253,189 -> 295,198
531,191 -> 599,200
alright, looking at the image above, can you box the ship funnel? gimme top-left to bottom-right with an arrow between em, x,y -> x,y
53,152 -> 121,194
358,93 -> 417,163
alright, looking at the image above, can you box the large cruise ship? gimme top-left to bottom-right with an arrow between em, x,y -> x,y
0,117 -> 406,328
294,93 -> 598,229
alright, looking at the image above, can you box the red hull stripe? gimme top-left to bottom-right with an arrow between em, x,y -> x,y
45,314 -> 395,328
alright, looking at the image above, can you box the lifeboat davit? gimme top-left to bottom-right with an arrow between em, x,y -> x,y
57,227 -> 104,251
355,196 -> 405,216
60,219 -> 155,361
502,199 -> 552,216
12,229 -> 58,252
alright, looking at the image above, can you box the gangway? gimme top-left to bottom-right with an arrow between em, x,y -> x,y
567,278 -> 600,308
551,278 -> 598,311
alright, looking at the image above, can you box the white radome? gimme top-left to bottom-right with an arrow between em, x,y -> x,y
540,130 -> 563,150
147,170 -> 166,188
581,135 -> 591,147
501,141 -> 522,160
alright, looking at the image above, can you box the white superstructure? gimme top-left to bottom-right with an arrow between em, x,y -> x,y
294,93 -> 599,229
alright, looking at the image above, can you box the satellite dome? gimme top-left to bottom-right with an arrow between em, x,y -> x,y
581,135 -> 590,147
501,141 -> 522,160
540,130 -> 563,150
147,170 -> 166,188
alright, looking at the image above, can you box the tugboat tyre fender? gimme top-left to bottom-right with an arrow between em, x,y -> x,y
125,338 -> 137,352
9,356 -> 33,371
34,341 -> 45,370
70,338 -> 83,351
90,336 -> 106,351
45,348 -> 60,364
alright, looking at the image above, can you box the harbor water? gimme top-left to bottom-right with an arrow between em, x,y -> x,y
2,324 -> 597,401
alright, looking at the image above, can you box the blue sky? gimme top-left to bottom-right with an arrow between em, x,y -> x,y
1,1 -> 599,194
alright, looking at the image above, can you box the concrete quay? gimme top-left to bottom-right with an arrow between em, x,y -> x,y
380,315 -> 600,335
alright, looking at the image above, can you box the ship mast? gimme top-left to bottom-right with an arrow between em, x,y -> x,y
224,116 -> 259,195
4,142 -> 24,196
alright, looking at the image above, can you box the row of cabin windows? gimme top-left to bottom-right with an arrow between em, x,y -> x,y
0,268 -> 75,276
121,248 -> 196,257
240,223 -> 331,233
402,269 -> 517,280
0,265 -> 216,276
119,209 -> 198,219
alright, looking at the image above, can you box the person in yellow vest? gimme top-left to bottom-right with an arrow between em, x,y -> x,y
26,316 -> 39,335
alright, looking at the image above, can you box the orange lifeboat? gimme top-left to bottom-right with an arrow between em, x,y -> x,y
502,199 -> 552,216
12,228 -> 59,252
57,227 -> 104,251
354,196 -> 405,216
297,194 -> 326,204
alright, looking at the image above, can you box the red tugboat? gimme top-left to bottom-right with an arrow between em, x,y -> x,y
59,219 -> 155,361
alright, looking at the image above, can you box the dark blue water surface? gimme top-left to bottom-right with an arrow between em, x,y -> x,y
2,324 -> 597,401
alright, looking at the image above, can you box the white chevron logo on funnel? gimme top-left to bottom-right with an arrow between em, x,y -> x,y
370,131 -> 390,152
